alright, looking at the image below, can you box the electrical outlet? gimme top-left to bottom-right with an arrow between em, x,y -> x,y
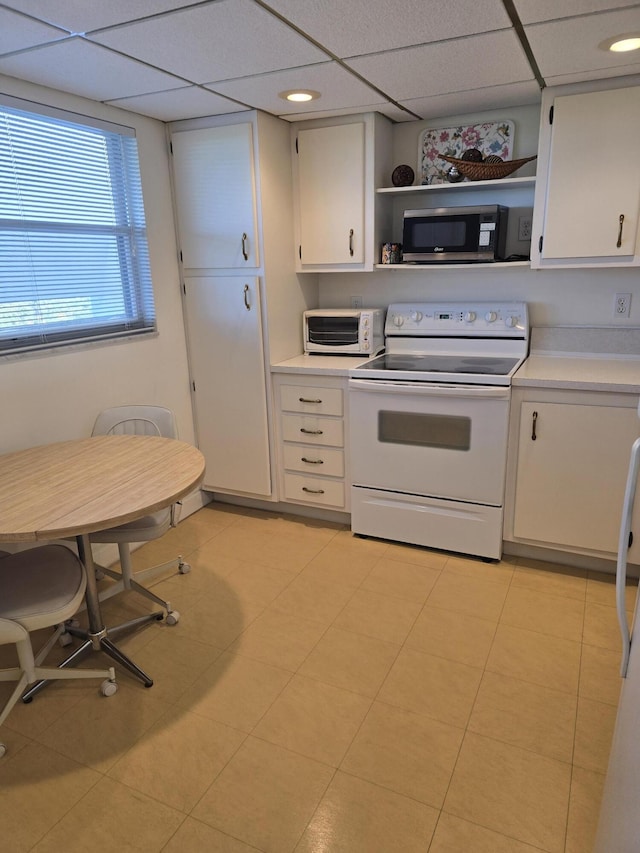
518,216 -> 532,242
351,295 -> 363,309
614,293 -> 632,318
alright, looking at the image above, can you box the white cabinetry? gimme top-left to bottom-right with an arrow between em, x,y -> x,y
531,82 -> 640,268
274,374 -> 350,510
505,390 -> 640,560
182,276 -> 270,495
291,113 -> 392,272
170,111 -> 314,499
171,122 -> 258,269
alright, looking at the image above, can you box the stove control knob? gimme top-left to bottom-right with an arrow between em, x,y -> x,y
410,311 -> 423,322
505,315 -> 519,328
464,311 -> 476,323
485,311 -> 497,323
392,314 -> 404,327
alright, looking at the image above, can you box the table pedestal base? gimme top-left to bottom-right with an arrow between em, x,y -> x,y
21,609 -> 163,702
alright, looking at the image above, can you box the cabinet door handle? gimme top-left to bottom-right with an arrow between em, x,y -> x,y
349,228 -> 354,257
243,284 -> 251,310
301,457 -> 323,464
617,214 -> 625,249
531,410 -> 538,441
241,232 -> 249,261
302,486 -> 325,495
300,428 -> 323,435
299,397 -> 322,404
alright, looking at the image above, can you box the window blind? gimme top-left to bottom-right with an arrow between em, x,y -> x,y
0,102 -> 156,355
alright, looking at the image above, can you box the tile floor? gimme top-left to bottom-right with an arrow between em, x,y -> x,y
0,502 -> 635,852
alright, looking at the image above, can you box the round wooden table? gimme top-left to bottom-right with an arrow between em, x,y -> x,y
0,434 -> 205,690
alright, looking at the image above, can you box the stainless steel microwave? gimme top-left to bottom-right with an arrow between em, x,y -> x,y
402,204 -> 509,263
303,308 -> 385,356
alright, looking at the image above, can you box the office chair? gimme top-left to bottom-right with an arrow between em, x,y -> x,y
87,405 -> 188,625
0,545 -> 116,757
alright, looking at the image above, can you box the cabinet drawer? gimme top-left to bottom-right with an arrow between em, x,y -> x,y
283,473 -> 345,508
281,414 -> 344,447
280,384 -> 343,416
282,443 -> 345,477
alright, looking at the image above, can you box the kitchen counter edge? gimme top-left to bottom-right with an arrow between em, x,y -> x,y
271,354 -> 373,376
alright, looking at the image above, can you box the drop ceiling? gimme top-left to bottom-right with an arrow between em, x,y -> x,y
0,0 -> 638,123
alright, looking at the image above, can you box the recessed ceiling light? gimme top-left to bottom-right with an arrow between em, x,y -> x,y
600,33 -> 640,52
278,89 -> 320,103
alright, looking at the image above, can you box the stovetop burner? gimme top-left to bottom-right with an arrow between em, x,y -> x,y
359,353 -> 521,376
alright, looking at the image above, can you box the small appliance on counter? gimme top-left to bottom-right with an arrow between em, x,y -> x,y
303,308 -> 385,356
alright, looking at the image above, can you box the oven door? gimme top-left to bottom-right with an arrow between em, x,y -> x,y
348,379 -> 510,505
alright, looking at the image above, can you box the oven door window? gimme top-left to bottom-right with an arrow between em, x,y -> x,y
379,411 -> 471,451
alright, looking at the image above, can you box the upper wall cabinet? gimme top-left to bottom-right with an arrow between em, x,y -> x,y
171,122 -> 259,270
291,113 -> 392,272
531,83 -> 640,269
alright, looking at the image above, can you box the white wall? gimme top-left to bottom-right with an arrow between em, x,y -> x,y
319,102 -> 640,330
0,76 -> 194,453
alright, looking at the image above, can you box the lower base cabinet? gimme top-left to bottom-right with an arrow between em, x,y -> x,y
505,390 -> 640,560
184,276 -> 272,496
273,373 -> 350,511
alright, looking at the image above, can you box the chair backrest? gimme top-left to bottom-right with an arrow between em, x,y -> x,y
92,406 -> 178,440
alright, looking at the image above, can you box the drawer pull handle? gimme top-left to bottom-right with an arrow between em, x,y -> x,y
241,232 -> 249,261
301,457 -> 323,464
300,428 -> 323,435
617,213 -> 625,248
302,486 -> 325,495
531,410 -> 538,441
299,397 -> 322,404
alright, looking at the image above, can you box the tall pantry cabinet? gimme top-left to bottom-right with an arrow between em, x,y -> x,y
169,111 -> 315,499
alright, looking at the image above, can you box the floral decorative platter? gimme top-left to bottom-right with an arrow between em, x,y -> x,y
418,120 -> 515,184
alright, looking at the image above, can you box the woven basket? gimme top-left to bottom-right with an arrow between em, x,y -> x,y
439,154 -> 537,181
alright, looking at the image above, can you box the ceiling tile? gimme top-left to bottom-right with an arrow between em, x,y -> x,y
525,8 -> 640,78
345,31 -> 534,102
260,0 -> 511,57
89,0 -> 329,85
513,0 -> 640,25
399,81 -> 542,123
207,61 -> 391,116
0,38 -> 187,101
0,8 -> 67,53
0,0 -> 203,33
105,85 -> 248,121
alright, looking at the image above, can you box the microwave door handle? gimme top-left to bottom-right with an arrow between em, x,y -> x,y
348,379 -> 510,399
617,435 -> 640,677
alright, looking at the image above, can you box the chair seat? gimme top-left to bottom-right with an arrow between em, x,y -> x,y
88,508 -> 171,544
0,546 -> 85,629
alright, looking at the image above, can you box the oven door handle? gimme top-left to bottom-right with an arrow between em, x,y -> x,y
348,378 -> 511,399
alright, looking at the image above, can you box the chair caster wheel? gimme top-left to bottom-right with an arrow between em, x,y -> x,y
166,611 -> 180,626
0,743 -> 6,758
58,631 -> 73,647
101,679 -> 117,697
178,560 -> 191,575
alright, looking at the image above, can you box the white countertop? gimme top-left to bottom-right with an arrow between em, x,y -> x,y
514,355 -> 640,393
271,353 -> 373,376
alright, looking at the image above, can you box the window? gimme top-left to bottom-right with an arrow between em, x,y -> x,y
0,99 -> 156,355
